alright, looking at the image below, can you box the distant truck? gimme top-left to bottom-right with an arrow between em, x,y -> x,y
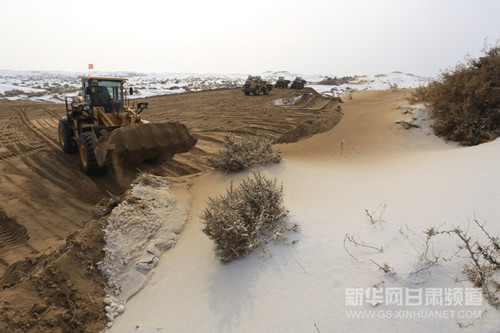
242,76 -> 273,95
291,77 -> 307,89
275,76 -> 291,88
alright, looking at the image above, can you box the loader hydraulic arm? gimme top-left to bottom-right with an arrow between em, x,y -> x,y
135,102 -> 148,114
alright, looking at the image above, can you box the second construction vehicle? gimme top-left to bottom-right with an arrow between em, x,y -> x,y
242,76 -> 273,95
58,76 -> 197,175
275,77 -> 291,88
291,77 -> 307,89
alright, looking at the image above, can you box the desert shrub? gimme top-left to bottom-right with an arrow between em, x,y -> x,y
409,221 -> 500,307
416,45 -> 500,145
26,91 -> 46,98
406,85 -> 430,105
202,172 -> 294,263
316,76 -> 354,85
207,134 -> 282,172
453,221 -> 500,307
388,82 -> 399,90
3,89 -> 25,97
45,86 -> 78,94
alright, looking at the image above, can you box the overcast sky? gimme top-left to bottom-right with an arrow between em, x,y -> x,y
1,0 -> 498,76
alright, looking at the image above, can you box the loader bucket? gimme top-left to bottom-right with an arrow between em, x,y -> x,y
94,122 -> 197,167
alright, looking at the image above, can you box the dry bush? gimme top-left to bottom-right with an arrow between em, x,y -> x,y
418,44 -> 500,145
406,85 -> 430,105
388,82 -> 399,90
3,89 -> 25,97
45,86 -> 78,95
316,76 -> 354,85
453,220 -> 500,307
420,220 -> 500,307
202,172 -> 295,263
26,91 -> 46,98
207,134 -> 282,172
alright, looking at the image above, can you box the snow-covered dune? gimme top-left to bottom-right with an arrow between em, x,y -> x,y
0,70 -> 429,102
106,89 -> 500,332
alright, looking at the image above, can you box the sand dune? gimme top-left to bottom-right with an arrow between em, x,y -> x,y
279,90 -> 453,162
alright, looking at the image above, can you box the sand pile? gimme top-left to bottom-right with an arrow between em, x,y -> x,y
0,212 -> 109,333
0,173 -> 190,332
98,173 -> 190,329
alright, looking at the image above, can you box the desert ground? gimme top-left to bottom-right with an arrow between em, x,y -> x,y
0,86 -> 342,332
2,83 -> 499,333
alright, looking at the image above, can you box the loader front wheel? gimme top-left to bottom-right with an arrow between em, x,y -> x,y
78,132 -> 105,175
58,119 -> 77,154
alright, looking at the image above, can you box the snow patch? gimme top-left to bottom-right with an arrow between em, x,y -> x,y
308,72 -> 430,97
274,95 -> 302,105
98,175 -> 189,329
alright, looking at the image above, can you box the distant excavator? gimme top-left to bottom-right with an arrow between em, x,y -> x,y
58,76 -> 197,175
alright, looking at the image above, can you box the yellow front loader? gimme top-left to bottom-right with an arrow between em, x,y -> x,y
242,75 -> 273,95
58,76 -> 197,175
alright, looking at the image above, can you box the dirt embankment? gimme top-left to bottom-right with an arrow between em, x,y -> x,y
0,88 -> 341,332
0,211 -> 110,333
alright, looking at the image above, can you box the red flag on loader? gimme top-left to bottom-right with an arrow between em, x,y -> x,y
88,64 -> 94,70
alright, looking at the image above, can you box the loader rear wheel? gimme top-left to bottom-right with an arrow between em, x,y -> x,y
78,132 -> 105,176
58,119 -> 77,154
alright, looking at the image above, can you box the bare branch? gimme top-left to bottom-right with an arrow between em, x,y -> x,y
474,218 -> 500,251
365,209 -> 376,224
370,259 -> 392,273
295,259 -> 308,273
343,234 -> 359,261
414,257 -> 439,274
344,234 -> 383,253
454,228 -> 484,282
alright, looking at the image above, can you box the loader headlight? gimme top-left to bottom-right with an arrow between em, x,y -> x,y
83,105 -> 90,111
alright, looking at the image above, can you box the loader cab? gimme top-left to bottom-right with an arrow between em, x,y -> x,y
81,77 -> 127,112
